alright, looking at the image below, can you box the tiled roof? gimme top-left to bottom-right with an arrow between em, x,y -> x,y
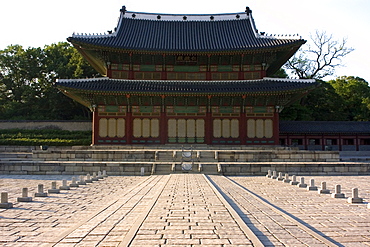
56,77 -> 317,95
68,9 -> 304,52
280,121 -> 370,134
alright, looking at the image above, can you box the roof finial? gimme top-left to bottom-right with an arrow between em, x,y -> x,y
120,6 -> 126,13
245,6 -> 252,16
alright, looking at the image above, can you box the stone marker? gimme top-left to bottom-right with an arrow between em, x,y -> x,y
298,177 -> 307,188
85,174 -> 93,183
140,167 -> 145,176
97,171 -> 103,179
307,178 -> 318,191
59,180 -> 70,190
92,172 -> 99,182
283,173 -> 291,183
35,184 -> 48,197
348,188 -> 363,203
271,170 -> 277,179
102,170 -> 108,177
331,184 -> 345,198
78,175 -> 87,185
70,177 -> 79,187
48,181 -> 60,194
17,188 -> 32,202
290,175 -> 299,185
276,172 -> 284,181
318,182 -> 330,194
0,192 -> 13,209
266,170 -> 272,178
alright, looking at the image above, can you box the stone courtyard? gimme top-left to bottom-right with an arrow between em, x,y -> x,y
1,173 -> 370,246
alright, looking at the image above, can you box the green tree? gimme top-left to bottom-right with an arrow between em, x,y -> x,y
0,45 -> 48,119
328,76 -> 370,121
43,42 -> 97,120
0,42 -> 96,120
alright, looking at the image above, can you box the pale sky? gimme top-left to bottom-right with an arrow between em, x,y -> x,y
1,0 -> 369,82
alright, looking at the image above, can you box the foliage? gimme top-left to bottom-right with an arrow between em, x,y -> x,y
0,42 -> 96,120
281,77 -> 370,121
328,76 -> 370,121
0,129 -> 91,146
285,30 -> 354,79
271,68 -> 288,78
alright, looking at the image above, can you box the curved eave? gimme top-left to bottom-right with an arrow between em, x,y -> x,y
68,37 -> 305,55
56,78 -> 318,98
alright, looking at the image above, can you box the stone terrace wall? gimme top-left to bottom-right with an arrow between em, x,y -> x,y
0,120 -> 91,131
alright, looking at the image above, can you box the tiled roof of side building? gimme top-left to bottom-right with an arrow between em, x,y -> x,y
280,121 -> 370,134
68,7 -> 305,52
56,77 -> 317,94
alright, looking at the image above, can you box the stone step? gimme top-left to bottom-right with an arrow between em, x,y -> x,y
0,153 -> 32,159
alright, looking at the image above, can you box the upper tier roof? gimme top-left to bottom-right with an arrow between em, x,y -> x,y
68,6 -> 305,53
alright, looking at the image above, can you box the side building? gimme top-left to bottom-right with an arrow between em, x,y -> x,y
56,6 -> 318,146
280,121 -> 370,151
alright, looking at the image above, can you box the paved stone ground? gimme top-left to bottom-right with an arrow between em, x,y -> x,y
0,174 -> 370,246
227,175 -> 370,247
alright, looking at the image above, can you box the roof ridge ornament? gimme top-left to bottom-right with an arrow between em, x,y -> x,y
245,6 -> 252,16
120,6 -> 127,14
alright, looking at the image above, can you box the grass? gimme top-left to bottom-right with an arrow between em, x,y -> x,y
0,129 -> 91,146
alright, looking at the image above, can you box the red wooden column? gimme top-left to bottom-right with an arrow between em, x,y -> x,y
106,62 -> 112,78
160,95 -> 168,144
128,53 -> 134,79
205,96 -> 213,144
92,107 -> 99,145
206,54 -> 211,80
273,108 -> 280,145
239,54 -> 244,80
239,95 -> 247,144
161,54 -> 167,80
125,95 -> 132,144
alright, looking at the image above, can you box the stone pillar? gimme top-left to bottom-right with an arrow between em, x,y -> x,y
290,175 -> 299,185
348,188 -> 363,203
331,184 -> 345,198
307,178 -> 318,191
276,172 -> 284,181
85,174 -> 93,183
35,184 -> 48,197
298,177 -> 307,188
103,170 -> 108,177
70,177 -> 79,187
0,192 -> 13,209
318,182 -> 330,194
60,180 -> 70,190
78,175 -> 87,185
141,167 -> 145,176
17,188 -> 32,202
92,172 -> 99,182
48,181 -> 60,194
266,170 -> 272,178
283,173 -> 291,183
271,170 -> 277,179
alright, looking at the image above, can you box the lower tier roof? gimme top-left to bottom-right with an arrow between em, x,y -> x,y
56,77 -> 317,95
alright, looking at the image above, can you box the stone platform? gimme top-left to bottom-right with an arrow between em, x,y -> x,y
3,145 -> 370,176
1,174 -> 370,246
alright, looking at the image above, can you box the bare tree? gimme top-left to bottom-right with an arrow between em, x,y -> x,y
285,30 -> 354,79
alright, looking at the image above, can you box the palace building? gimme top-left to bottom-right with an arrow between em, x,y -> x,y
56,6 -> 318,146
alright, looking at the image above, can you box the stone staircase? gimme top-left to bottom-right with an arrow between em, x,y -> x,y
0,145 -> 354,176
